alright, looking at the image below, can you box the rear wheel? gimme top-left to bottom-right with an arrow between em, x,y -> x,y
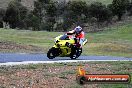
70,46 -> 82,59
70,54 -> 77,59
76,48 -> 82,58
70,45 -> 77,60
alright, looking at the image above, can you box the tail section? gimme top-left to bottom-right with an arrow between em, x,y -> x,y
83,39 -> 88,45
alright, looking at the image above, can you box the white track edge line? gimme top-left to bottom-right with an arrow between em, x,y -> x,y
0,60 -> 132,66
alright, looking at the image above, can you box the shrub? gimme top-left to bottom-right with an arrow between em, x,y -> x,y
111,0 -> 130,20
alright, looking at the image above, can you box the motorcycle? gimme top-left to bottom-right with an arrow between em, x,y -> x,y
47,34 -> 87,59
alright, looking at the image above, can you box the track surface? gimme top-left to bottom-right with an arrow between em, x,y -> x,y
0,53 -> 132,65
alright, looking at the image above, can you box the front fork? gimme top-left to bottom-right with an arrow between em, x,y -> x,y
53,44 -> 58,48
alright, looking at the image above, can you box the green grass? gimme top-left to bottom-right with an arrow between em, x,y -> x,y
0,23 -> 132,57
84,23 -> 132,57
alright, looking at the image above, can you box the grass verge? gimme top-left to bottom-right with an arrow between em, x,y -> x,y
0,61 -> 131,88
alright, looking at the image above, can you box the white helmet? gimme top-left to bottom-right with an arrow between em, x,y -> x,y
74,26 -> 82,34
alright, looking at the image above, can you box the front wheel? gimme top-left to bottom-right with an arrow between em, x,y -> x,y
47,47 -> 55,59
47,47 -> 61,59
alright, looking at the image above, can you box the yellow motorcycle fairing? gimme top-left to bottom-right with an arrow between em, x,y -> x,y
53,35 -> 75,57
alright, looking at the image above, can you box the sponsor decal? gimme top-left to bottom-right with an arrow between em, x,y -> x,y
76,66 -> 131,85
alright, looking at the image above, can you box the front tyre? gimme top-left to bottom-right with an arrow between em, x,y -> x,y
47,47 -> 56,59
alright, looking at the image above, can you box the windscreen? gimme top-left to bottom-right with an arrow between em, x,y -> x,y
59,35 -> 70,40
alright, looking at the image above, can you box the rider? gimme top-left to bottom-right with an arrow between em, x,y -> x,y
67,25 -> 85,48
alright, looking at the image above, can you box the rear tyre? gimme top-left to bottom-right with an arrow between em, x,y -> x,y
70,54 -> 77,60
76,48 -> 82,58
70,45 -> 77,60
70,46 -> 82,59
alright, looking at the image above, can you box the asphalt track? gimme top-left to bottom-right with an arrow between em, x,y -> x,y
0,53 -> 132,65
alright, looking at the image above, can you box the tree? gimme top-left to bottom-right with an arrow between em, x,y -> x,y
0,8 -> 5,20
4,2 -> 19,28
0,8 -> 6,28
3,0 -> 28,28
63,10 -> 76,31
46,2 -> 57,17
44,2 -> 57,31
111,0 -> 130,20
23,11 -> 40,31
66,1 -> 87,16
33,0 -> 44,26
33,0 -> 57,31
89,2 -> 112,22
60,1 -> 88,31
127,2 -> 132,15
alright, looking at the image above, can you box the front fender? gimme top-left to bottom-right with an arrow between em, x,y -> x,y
53,45 -> 58,48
